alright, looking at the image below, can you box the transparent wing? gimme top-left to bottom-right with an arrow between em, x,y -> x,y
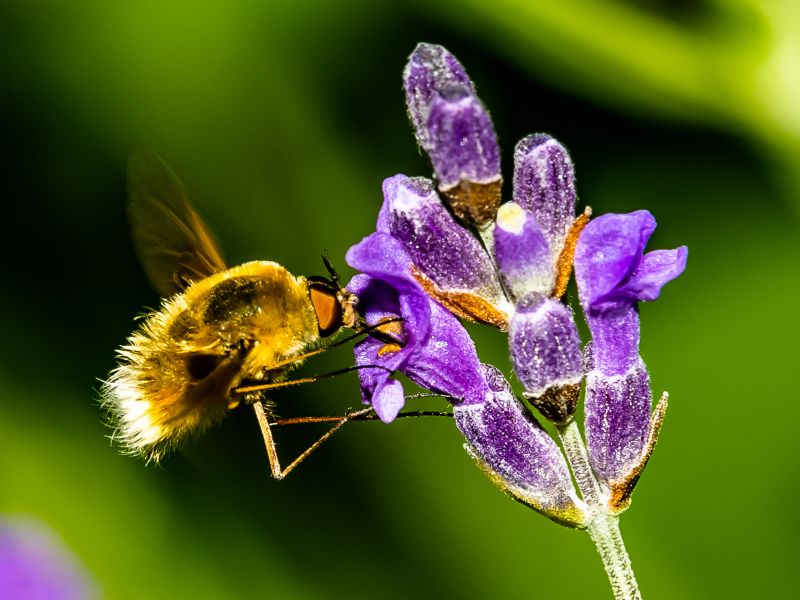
127,148 -> 227,297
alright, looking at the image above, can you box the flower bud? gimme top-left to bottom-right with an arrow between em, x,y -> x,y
513,134 -> 577,255
454,365 -> 587,527
584,354 -> 651,484
404,43 -> 501,227
404,42 -> 473,152
379,174 -> 512,329
493,202 -> 553,300
426,88 -> 501,225
508,294 -> 583,424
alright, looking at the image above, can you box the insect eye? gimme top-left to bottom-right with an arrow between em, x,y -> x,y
308,283 -> 343,337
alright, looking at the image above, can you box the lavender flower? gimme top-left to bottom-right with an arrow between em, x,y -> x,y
455,365 -> 587,526
575,210 -> 687,509
377,174 -> 512,329
346,231 -> 489,422
404,43 -> 502,227
513,134 -> 578,264
344,231 -> 589,524
348,43 -> 689,598
401,46 -> 587,426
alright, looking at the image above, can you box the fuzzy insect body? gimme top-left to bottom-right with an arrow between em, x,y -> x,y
104,261 -> 332,460
102,149 -> 358,463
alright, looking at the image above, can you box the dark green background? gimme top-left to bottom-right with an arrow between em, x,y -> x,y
2,1 -> 798,598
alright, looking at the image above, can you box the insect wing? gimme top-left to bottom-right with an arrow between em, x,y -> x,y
127,148 -> 227,297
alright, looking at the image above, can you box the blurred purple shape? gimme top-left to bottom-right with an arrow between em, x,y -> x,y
0,517 -> 96,600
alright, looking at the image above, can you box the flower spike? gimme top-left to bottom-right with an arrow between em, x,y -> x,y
346,43 -> 690,599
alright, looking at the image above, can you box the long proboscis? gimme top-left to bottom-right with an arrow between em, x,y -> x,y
231,364 -> 394,396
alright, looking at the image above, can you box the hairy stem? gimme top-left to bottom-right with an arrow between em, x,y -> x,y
557,420 -> 642,600
558,419 -> 603,506
586,513 -> 641,600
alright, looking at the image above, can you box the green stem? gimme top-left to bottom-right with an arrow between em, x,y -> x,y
557,420 -> 642,600
586,513 -> 641,600
557,418 -> 603,506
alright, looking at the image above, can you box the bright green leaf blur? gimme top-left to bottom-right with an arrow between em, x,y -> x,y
1,1 -> 798,598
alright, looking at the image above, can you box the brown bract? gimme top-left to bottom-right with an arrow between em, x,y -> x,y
527,382 -> 581,425
439,178 -> 503,228
608,392 -> 669,514
411,264 -> 510,330
552,206 -> 592,299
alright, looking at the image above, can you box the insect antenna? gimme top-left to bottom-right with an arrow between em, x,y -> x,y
321,250 -> 340,287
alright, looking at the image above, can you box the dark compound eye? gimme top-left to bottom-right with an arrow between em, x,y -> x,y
308,282 -> 343,337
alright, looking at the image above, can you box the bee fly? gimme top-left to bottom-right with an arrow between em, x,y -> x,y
102,149 -> 397,478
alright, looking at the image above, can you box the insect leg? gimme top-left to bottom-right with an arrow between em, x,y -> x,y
252,402 -> 374,480
252,400 -> 284,480
271,409 -> 453,426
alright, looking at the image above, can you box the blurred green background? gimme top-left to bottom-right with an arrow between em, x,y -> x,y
1,1 -> 798,598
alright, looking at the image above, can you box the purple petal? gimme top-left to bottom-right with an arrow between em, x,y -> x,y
513,135 -> 577,253
345,273 -> 374,298
348,236 -> 488,417
0,518 -> 96,600
493,202 -> 554,300
404,43 -> 474,153
454,365 -> 585,525
584,358 -> 652,484
346,231 -> 418,293
574,210 -> 656,311
380,175 -> 503,301
426,88 -> 501,188
403,300 -> 488,405
371,379 -> 406,423
346,232 -> 434,342
360,274 -> 431,346
348,238 -> 433,420
352,281 -> 488,411
584,306 -> 641,377
346,235 -> 433,356
574,210 -> 687,376
608,246 -> 688,304
354,331 -> 408,417
509,295 -> 583,422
